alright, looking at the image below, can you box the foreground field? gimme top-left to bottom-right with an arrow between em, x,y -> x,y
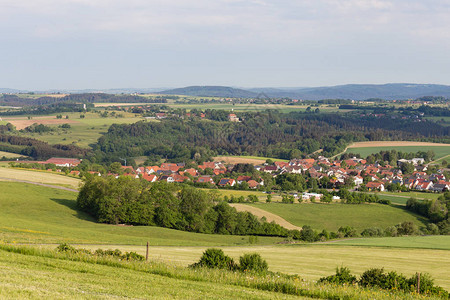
0,248 -> 302,300
244,203 -> 428,232
69,238 -> 450,291
2,181 -> 449,295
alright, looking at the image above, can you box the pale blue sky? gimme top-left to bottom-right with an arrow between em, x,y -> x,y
1,0 -> 450,90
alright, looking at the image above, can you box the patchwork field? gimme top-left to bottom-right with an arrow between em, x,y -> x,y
244,202 -> 428,232
5,112 -> 147,148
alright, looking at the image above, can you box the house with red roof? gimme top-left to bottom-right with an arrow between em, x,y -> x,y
45,158 -> 81,167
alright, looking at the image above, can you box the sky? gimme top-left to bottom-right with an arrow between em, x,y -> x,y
1,0 -> 450,90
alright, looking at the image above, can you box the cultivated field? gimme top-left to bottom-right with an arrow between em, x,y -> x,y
244,202 -> 428,232
1,116 -> 79,130
0,167 -> 80,189
345,141 -> 450,160
214,155 -> 288,165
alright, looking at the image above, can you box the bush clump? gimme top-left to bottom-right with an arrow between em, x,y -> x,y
318,267 -> 356,285
190,248 -> 237,271
239,253 -> 268,273
56,244 -> 144,261
319,266 -> 449,298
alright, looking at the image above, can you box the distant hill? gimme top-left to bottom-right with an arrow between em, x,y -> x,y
249,84 -> 450,100
158,86 -> 258,98
0,88 -> 25,94
3,83 -> 450,100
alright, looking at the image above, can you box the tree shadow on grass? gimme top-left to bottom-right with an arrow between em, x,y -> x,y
50,198 -> 97,222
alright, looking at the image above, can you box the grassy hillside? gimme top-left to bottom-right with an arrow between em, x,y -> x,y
246,203 -> 428,232
0,182 -> 282,246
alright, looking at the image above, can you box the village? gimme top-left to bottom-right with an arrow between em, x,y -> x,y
9,154 -> 450,200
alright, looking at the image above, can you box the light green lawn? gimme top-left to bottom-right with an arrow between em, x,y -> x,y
246,202 -> 428,232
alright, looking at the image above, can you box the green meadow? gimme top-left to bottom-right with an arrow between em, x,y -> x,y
246,202 -> 428,232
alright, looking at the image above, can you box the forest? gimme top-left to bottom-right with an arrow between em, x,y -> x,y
77,176 -> 292,237
92,111 -> 448,163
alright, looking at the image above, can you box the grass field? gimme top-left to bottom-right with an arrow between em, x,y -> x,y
0,182 -> 282,246
330,235 -> 450,250
245,203 -> 428,232
0,248 -> 303,300
0,167 -> 80,189
66,239 -> 450,290
344,141 -> 450,160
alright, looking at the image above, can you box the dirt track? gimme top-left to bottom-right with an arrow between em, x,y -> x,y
229,203 -> 302,230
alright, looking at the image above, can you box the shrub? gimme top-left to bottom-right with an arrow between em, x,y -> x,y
318,267 -> 356,285
56,243 -> 77,252
239,253 -> 268,273
360,227 -> 384,237
190,248 -> 237,271
359,268 -> 387,288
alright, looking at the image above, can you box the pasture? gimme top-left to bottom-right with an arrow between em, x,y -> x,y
244,202 -> 428,232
